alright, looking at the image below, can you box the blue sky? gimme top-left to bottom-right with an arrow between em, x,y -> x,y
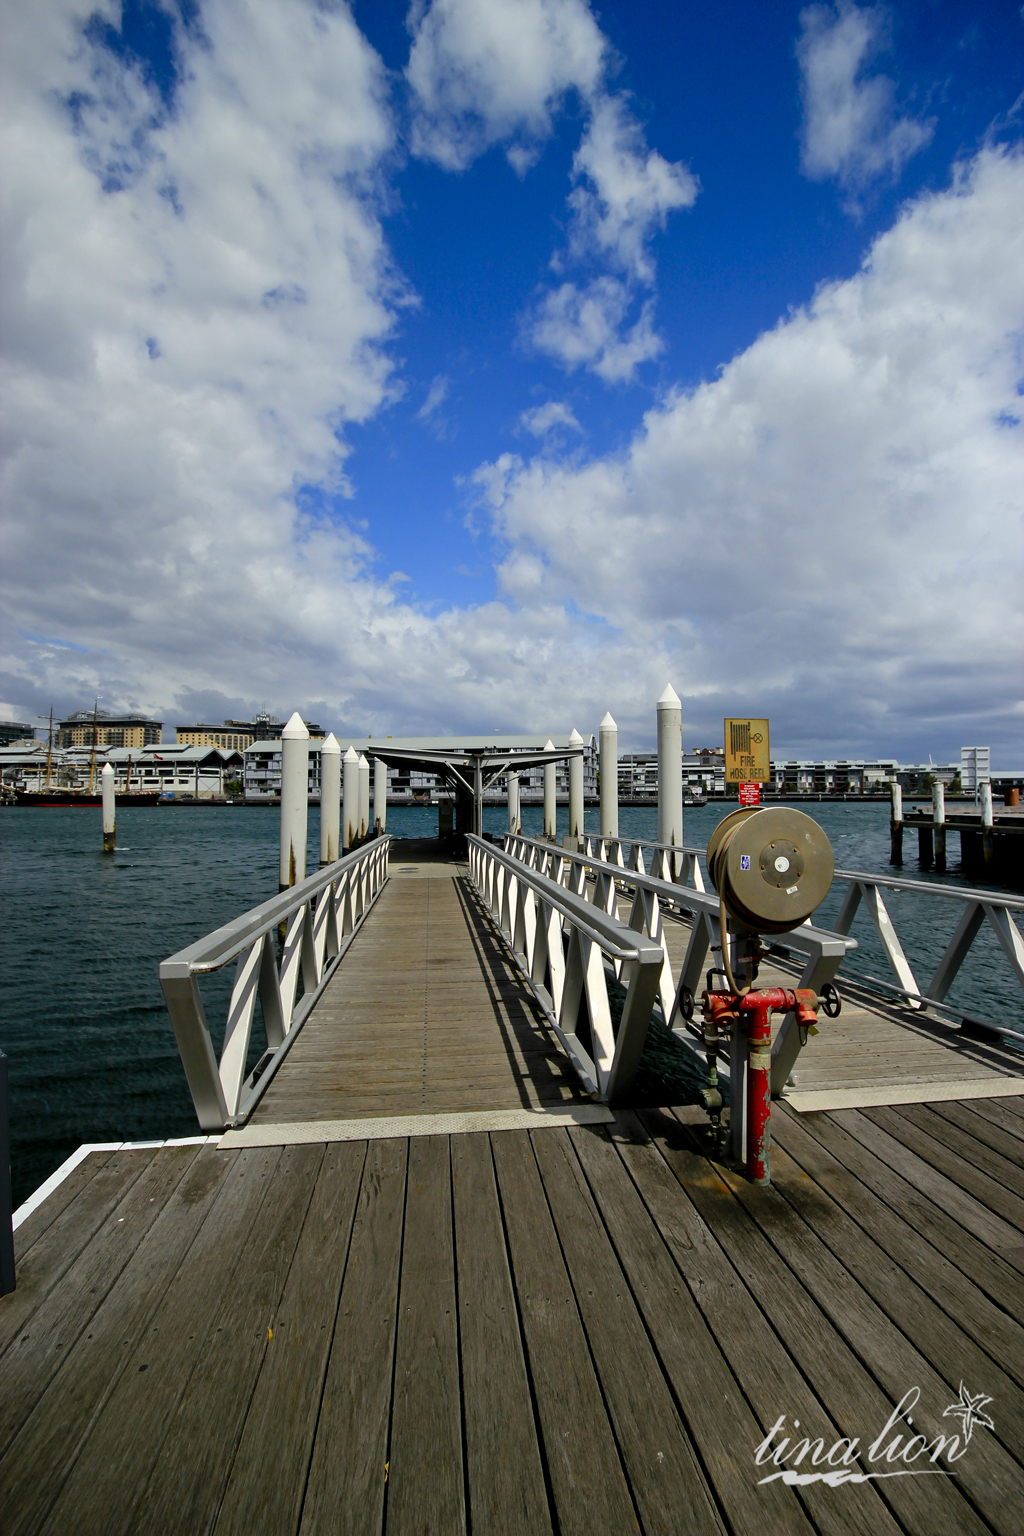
2,1 -> 1022,758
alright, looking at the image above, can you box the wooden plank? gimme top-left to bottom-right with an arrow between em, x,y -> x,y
299,1139 -> 407,1536
569,1121 -> 815,1536
785,1106 -> 1024,1319
0,1149 -> 152,1361
764,1133 -> 1024,1466
530,1127 -> 724,1536
835,1108 -> 1024,1274
641,1107 -> 990,1536
967,1096 -> 1024,1145
450,1133 -> 551,1536
386,1134 -> 465,1536
36,1146 -> 282,1536
0,1146 -> 231,1536
713,1144 -> 1024,1536
132,1143 -> 325,1536
861,1105 -> 1024,1239
607,1111 -> 901,1536
900,1101 -> 1024,1182
213,1140 -> 365,1536
13,1149 -> 116,1261
0,1145 -> 201,1462
491,1129 -> 640,1536
771,1105 -> 1024,1391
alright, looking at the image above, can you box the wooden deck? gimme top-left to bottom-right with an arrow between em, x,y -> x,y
4,840 -> 1024,1533
3,1098 -> 1024,1534
250,844 -> 589,1126
655,903 -> 1024,1109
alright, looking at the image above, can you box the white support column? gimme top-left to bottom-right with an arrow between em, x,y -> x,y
981,780 -> 995,866
101,761 -> 115,853
507,769 -> 520,835
279,712 -> 309,890
543,738 -> 557,840
374,756 -> 387,833
358,753 -> 370,840
343,746 -> 360,851
473,758 -> 483,837
933,778 -> 946,871
568,727 -> 585,844
657,683 -> 683,877
599,711 -> 618,839
320,734 -> 341,866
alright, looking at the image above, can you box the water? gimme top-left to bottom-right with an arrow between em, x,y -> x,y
1,800 -> 1020,1208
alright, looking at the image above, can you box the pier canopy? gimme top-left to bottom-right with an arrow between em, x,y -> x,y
339,734 -> 586,836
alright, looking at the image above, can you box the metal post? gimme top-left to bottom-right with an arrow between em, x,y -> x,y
599,711 -> 618,839
568,728 -> 584,845
473,758 -> 483,838
0,1050 -> 13,1297
507,769 -> 520,835
358,754 -> 370,840
374,756 -> 387,833
890,782 -> 903,865
744,997 -> 773,1185
101,761 -> 116,853
981,781 -> 994,866
933,779 -> 946,872
657,684 -> 683,878
320,734 -> 341,866
543,738 -> 556,840
342,747 -> 359,850
279,712 -> 309,890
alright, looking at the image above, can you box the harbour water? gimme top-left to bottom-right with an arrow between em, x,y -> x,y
1,800 -> 1020,1207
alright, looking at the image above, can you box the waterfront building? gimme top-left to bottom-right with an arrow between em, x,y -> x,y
0,721 -> 35,746
175,710 -> 324,749
58,709 -> 162,749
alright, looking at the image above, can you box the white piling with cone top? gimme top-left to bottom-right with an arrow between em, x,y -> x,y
599,711 -> 618,839
320,734 -> 341,866
101,762 -> 116,853
279,712 -> 309,890
543,739 -> 557,840
374,757 -> 387,833
358,754 -> 370,839
568,728 -> 585,844
657,684 -> 683,878
507,770 -> 520,835
343,747 -> 359,851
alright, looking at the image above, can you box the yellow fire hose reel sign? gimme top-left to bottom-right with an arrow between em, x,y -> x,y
724,718 -> 770,784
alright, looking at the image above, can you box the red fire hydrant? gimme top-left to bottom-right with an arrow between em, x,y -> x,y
701,988 -> 820,1184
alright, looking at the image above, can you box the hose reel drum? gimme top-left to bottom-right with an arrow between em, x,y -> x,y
706,805 -> 834,933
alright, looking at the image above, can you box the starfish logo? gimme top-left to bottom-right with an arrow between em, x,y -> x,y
943,1384 -> 995,1444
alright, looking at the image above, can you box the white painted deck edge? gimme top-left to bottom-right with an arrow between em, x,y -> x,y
12,1137 -> 219,1229
219,1104 -> 615,1147
785,1076 -> 1024,1113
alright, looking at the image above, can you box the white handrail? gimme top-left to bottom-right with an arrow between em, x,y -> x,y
160,836 -> 390,1130
466,835 -> 664,1103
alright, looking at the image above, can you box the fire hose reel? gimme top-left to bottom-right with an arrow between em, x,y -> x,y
698,806 -> 839,1187
706,806 -> 835,932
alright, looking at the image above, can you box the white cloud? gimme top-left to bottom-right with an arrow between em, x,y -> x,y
527,277 -> 663,381
405,0 -> 605,171
418,373 -> 450,418
566,94 -> 698,282
797,1 -> 934,191
519,400 -> 582,436
479,148 -> 1024,753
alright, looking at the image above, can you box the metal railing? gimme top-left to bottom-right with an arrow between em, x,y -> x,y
160,837 -> 390,1131
501,833 -> 856,1097
466,835 -> 665,1103
526,832 -> 1024,1047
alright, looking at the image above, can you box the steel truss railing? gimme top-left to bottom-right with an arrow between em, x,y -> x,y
466,834 -> 665,1103
501,834 -> 855,1097
601,833 -> 1024,1036
160,837 -> 390,1131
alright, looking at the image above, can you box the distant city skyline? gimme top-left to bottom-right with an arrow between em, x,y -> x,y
2,3 -> 1021,760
